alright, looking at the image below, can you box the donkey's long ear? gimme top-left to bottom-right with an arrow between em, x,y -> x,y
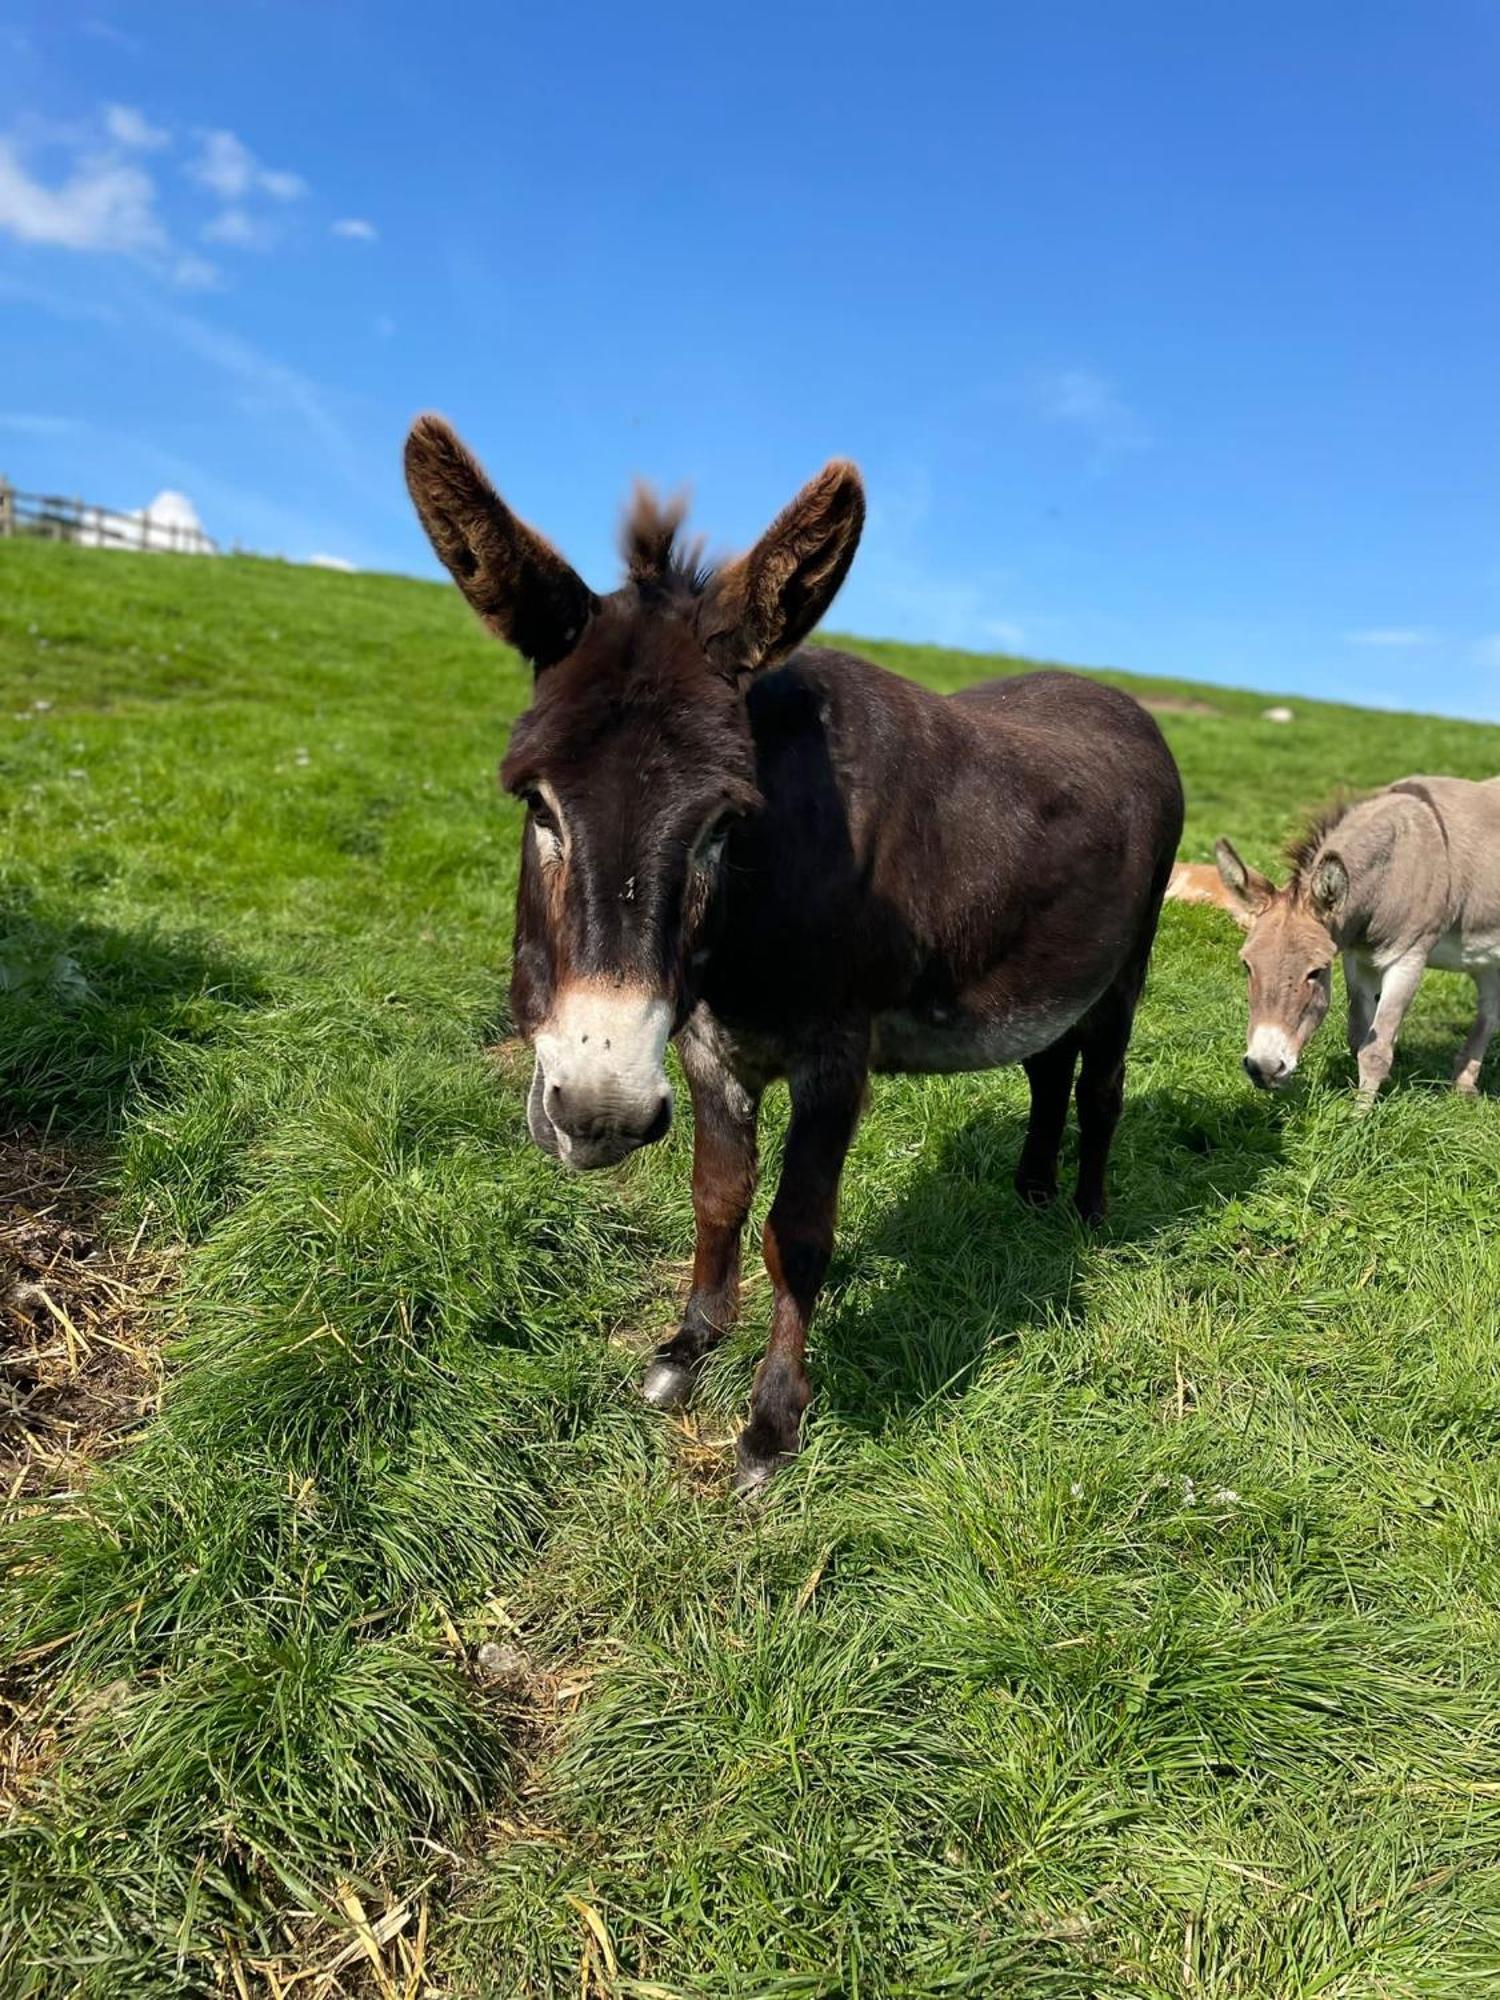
405,416 -> 597,670
1214,838 -> 1276,928
1309,851 -> 1349,922
699,460 -> 865,680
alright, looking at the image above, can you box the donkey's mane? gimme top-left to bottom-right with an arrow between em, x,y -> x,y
620,486 -> 715,599
1285,794 -> 1360,888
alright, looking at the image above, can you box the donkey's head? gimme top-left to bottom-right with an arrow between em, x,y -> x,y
406,416 -> 864,1168
1214,838 -> 1348,1088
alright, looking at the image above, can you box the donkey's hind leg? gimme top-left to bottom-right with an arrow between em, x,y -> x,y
1454,968 -> 1500,1097
1016,1034 -> 1081,1209
643,1022 -> 761,1412
1073,964 -> 1149,1227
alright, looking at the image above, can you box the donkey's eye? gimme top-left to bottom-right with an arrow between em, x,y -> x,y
695,813 -> 733,863
525,791 -> 559,836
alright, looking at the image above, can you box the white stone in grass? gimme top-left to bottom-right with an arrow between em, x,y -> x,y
1262,705 -> 1295,723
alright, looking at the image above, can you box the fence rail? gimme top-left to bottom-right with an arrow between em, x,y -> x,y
0,480 -> 218,556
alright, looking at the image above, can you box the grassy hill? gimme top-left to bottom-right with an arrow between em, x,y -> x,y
3,538 -> 1499,1997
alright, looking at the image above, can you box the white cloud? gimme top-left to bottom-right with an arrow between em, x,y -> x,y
1033,368 -> 1149,455
203,206 -> 274,249
307,552 -> 356,571
1344,627 -> 1437,647
172,253 -> 220,290
331,217 -> 377,242
0,135 -> 164,253
189,129 -> 305,204
259,168 -> 305,202
104,104 -> 169,151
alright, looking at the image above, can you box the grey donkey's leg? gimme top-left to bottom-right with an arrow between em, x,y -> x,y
1356,949 -> 1428,1098
1343,951 -> 1379,1064
1453,968 -> 1500,1097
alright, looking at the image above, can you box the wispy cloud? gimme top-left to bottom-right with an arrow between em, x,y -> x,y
104,104 -> 169,151
1473,635 -> 1500,671
188,130 -> 305,204
1032,368 -> 1149,456
82,18 -> 143,54
0,134 -> 165,255
0,411 -> 87,438
139,299 -> 357,474
1344,627 -> 1438,647
331,217 -> 378,243
202,206 -> 275,250
850,466 -> 1029,651
0,273 -> 123,324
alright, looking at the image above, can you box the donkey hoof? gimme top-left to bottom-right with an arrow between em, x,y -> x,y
1015,1173 -> 1059,1210
733,1432 -> 794,1497
641,1358 -> 697,1411
733,1453 -> 777,1498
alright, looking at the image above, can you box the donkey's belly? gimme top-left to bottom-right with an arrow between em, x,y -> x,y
1429,925 -> 1500,972
871,999 -> 1082,1074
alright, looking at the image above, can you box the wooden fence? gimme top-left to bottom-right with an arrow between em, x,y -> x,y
0,480 -> 218,556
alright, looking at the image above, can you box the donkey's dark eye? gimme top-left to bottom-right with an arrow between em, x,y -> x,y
525,791 -> 559,836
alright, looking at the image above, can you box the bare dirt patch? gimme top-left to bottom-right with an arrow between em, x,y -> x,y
1141,694 -> 1223,715
1,1135 -> 174,1506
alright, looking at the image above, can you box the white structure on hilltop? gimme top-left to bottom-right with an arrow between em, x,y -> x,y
73,489 -> 216,556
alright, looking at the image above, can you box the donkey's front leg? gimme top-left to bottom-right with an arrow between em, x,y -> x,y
1356,949 -> 1428,1098
735,1045 -> 866,1494
643,1023 -> 761,1411
1343,951 -> 1379,1065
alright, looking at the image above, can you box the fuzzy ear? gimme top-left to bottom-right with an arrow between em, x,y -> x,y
404,415 -> 597,670
1214,838 -> 1277,927
1309,851 -> 1349,920
699,460 -> 865,679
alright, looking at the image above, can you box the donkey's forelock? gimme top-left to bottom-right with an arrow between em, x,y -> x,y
620,486 -> 715,601
1285,795 -> 1359,896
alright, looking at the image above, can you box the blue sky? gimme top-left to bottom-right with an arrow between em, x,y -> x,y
2,3 -> 1499,719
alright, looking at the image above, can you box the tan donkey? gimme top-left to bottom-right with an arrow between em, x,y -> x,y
1215,776 -> 1500,1098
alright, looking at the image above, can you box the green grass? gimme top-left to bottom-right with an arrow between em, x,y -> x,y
3,537 -> 1499,1997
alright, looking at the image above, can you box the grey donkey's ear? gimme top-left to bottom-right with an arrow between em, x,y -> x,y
404,415 -> 597,670
698,460 -> 865,680
1214,838 -> 1276,929
1309,851 -> 1349,921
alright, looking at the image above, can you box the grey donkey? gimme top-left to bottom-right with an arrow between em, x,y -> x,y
1215,776 -> 1500,1098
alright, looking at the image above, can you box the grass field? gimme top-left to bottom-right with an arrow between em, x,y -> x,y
3,537 -> 1500,1998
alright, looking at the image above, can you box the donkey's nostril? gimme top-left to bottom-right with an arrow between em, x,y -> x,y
1244,1054 -> 1285,1089
640,1093 -> 672,1146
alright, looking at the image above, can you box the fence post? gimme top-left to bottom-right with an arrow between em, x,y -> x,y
0,480 -> 12,540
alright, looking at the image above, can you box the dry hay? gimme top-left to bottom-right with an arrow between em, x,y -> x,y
1,1134 -> 174,1508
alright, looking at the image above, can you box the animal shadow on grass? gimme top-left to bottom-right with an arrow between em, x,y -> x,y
0,890 -> 265,1146
806,1084 -> 1284,1437
0,895 -> 264,1489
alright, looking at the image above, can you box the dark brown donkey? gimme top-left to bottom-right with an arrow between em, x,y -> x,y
406,417 -> 1184,1491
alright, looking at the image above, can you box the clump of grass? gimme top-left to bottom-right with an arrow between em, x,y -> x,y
4,539 -> 1500,1993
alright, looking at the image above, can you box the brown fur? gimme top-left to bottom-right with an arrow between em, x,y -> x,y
1165,861 -> 1244,915
406,416 -> 1184,1489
